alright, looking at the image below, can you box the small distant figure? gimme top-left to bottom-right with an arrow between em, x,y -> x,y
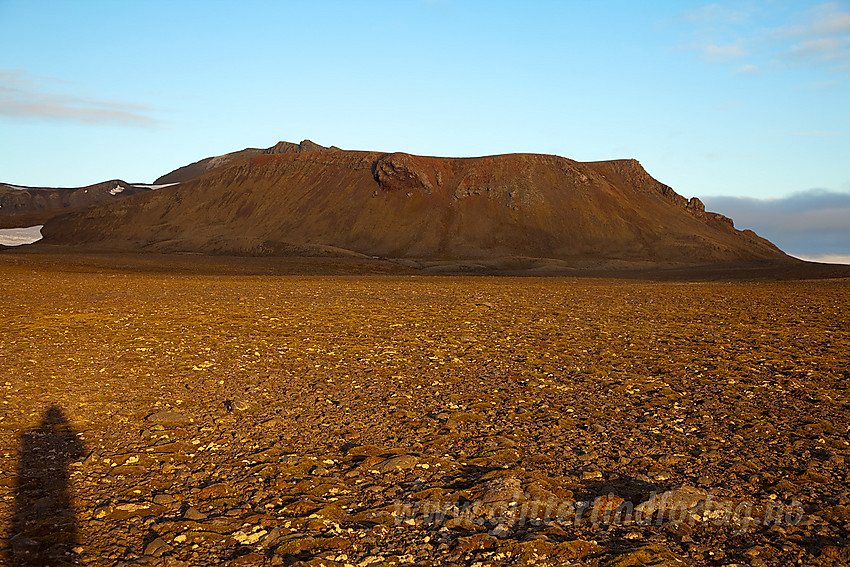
9,404 -> 85,566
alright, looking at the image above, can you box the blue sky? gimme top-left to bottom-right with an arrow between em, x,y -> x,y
1,1 -> 848,259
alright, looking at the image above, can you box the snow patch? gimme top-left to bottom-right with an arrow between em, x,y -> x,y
0,225 -> 43,246
1,184 -> 32,191
109,184 -> 124,195
793,253 -> 850,265
131,183 -> 179,190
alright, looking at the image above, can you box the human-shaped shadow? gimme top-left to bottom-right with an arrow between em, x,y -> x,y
9,404 -> 85,566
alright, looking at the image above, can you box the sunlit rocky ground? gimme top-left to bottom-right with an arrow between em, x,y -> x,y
1,259 -> 848,566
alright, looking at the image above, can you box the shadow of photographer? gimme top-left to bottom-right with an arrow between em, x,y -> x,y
9,404 -> 85,566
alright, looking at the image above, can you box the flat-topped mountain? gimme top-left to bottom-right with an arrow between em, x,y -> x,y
40,145 -> 788,266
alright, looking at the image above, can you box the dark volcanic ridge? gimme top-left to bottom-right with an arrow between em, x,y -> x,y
37,143 -> 790,266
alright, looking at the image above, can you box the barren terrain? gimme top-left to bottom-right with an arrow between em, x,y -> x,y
1,255 -> 848,566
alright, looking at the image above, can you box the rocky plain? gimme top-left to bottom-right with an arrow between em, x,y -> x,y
1,253 -> 848,567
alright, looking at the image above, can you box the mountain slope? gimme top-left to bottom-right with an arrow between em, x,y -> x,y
153,139 -> 338,185
41,149 -> 787,265
0,180 -> 154,229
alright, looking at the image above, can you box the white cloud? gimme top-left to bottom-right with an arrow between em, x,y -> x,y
812,9 -> 850,35
785,130 -> 843,137
736,64 -> 760,74
802,79 -> 840,89
773,3 -> 850,38
684,4 -> 750,25
787,37 -> 850,63
680,2 -> 850,73
773,3 -> 850,67
703,43 -> 747,61
0,69 -> 159,125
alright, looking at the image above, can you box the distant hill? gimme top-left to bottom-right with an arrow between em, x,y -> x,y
0,140 -> 332,230
0,180 -> 156,229
40,146 -> 789,266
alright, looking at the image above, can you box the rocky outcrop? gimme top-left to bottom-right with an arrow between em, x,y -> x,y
264,139 -> 339,155
708,211 -> 734,227
686,196 -> 706,218
373,153 -> 434,194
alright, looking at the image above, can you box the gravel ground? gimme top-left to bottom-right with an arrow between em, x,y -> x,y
1,261 -> 848,566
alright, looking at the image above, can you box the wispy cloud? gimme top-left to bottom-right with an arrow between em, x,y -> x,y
784,36 -> 850,63
772,3 -> 850,38
680,2 -> 850,74
802,78 -> 841,89
0,69 -> 159,125
736,63 -> 760,75
702,189 -> 850,257
684,3 -> 751,26
774,3 -> 850,69
785,130 -> 843,137
703,43 -> 747,61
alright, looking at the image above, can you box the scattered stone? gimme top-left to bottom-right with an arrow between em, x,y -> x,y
153,494 -> 174,506
224,399 -> 250,412
634,487 -> 706,522
184,507 -> 208,520
599,544 -> 683,566
107,502 -> 166,520
453,533 -> 497,552
144,537 -> 172,557
372,454 -> 419,473
146,411 -> 191,426
481,476 -> 522,503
